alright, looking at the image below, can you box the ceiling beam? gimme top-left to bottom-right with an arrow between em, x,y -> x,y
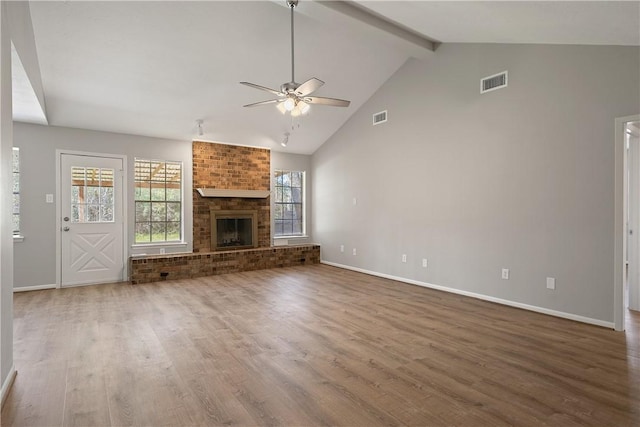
315,1 -> 438,58
6,1 -> 47,125
270,0 -> 437,59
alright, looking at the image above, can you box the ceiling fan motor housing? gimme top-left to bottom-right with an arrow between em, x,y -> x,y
280,82 -> 300,94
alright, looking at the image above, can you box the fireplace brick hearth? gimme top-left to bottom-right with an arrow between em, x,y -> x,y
130,245 -> 320,284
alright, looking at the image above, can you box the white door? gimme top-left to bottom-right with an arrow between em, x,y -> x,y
61,154 -> 124,287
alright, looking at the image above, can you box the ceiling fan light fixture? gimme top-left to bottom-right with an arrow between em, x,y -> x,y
283,97 -> 296,111
276,102 -> 288,114
290,100 -> 309,117
298,100 -> 310,114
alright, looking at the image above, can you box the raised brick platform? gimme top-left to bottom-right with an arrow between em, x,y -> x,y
129,244 -> 320,284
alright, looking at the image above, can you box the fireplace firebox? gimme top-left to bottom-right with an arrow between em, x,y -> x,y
210,209 -> 258,251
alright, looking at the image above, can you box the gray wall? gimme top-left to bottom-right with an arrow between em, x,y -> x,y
13,123 -> 193,288
13,124 -> 315,288
270,150 -> 313,244
1,0 -> 14,391
312,43 -> 640,324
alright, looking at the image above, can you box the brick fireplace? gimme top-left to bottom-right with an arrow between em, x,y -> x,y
128,140 -> 321,284
192,141 -> 271,252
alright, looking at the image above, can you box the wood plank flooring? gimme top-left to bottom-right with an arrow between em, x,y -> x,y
2,264 -> 639,426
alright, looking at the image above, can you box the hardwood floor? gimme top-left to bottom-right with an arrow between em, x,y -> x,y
2,264 -> 639,426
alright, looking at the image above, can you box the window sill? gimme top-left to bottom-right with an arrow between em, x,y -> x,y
13,235 -> 24,243
274,235 -> 308,240
131,241 -> 188,248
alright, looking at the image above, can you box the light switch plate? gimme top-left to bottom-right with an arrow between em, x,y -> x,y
546,277 -> 556,290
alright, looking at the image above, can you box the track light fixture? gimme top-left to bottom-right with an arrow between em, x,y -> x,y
281,132 -> 290,147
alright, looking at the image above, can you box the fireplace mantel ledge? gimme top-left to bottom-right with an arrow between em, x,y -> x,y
196,188 -> 270,198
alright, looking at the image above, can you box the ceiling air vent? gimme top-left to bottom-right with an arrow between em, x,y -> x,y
373,110 -> 387,125
481,71 -> 508,94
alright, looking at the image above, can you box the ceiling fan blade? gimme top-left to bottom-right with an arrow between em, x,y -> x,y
240,82 -> 284,97
305,96 -> 351,107
243,99 -> 283,108
295,77 -> 324,96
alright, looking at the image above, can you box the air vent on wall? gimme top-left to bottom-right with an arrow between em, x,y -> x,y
481,71 -> 508,94
373,110 -> 387,125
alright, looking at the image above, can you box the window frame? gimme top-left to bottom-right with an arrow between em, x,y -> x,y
133,158 -> 184,244
273,169 -> 306,238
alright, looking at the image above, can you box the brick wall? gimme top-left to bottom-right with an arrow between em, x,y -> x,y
193,141 -> 271,252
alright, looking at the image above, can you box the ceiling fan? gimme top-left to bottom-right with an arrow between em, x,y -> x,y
240,0 -> 350,116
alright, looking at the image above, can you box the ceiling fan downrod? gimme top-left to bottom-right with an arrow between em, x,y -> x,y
287,0 -> 298,85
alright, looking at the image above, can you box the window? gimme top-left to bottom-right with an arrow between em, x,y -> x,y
274,170 -> 305,236
12,147 -> 19,235
134,159 -> 182,243
70,167 -> 114,223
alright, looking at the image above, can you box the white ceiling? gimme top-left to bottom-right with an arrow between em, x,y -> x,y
356,1 -> 640,46
13,1 -> 640,154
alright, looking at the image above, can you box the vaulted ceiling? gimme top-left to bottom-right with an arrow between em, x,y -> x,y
13,1 -> 640,154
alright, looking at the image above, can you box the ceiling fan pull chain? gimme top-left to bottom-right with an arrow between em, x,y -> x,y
290,117 -> 300,132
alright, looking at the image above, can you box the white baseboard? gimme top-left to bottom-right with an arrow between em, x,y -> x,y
321,260 -> 615,329
1,364 -> 16,408
13,284 -> 56,293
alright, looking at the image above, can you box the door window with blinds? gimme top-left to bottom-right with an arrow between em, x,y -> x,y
70,167 -> 115,223
134,159 -> 182,243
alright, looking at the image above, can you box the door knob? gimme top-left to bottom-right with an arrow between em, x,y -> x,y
63,226 -> 70,232
63,217 -> 69,222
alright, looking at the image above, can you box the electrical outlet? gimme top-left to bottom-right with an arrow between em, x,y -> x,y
422,258 -> 428,268
45,194 -> 54,203
159,248 -> 165,255
340,245 -> 344,253
401,254 -> 407,263
501,268 -> 509,280
546,277 -> 556,290
352,248 -> 357,256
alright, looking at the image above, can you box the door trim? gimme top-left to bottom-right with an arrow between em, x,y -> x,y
615,114 -> 640,331
56,150 -> 128,288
